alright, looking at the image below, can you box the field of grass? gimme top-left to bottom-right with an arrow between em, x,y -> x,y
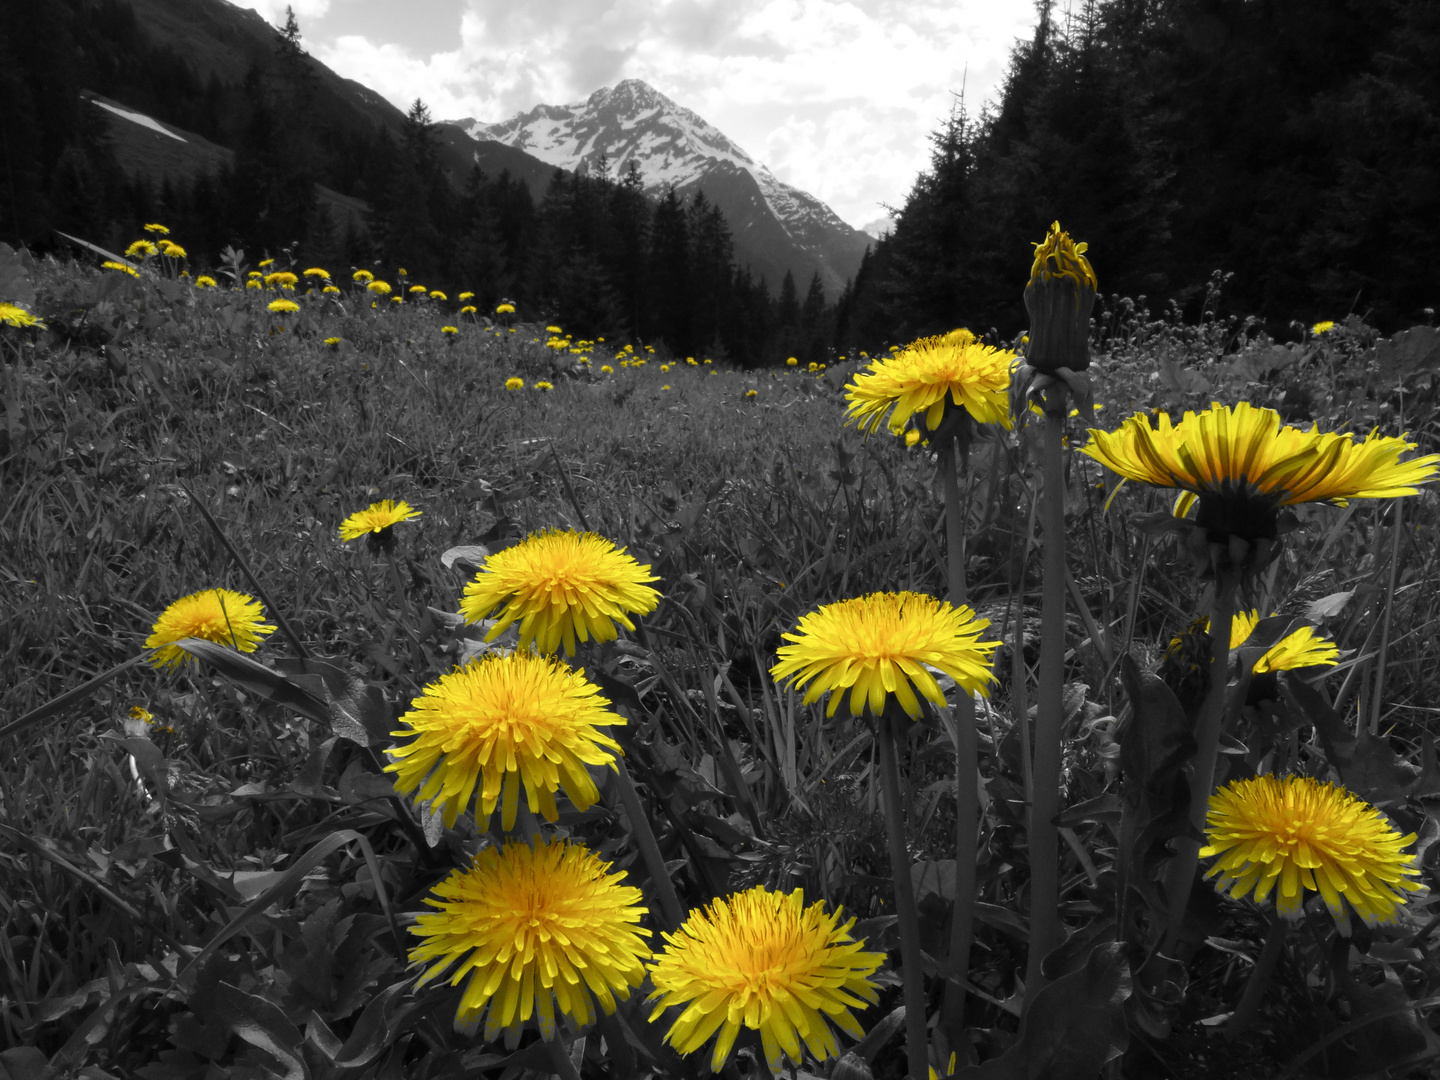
3,243 -> 1439,1079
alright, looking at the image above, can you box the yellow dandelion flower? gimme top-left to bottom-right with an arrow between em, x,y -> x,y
0,302 -> 46,329
125,239 -> 157,258
505,376 -> 524,391
647,886 -> 884,1075
103,260 -> 140,277
409,837 -> 651,1045
600,364 -> 613,374
1312,320 -> 1335,335
844,329 -> 1014,437
323,284 -> 340,294
303,267 -> 329,279
353,269 -> 374,282
338,499 -> 421,553
745,389 -> 758,398
268,299 -> 299,313
409,284 -> 428,294
905,428 -> 922,448
458,291 -> 474,300
245,278 -> 262,290
458,528 -> 661,657
265,271 -> 298,287
496,303 -> 516,314
786,356 -> 798,366
325,336 -> 341,347
144,588 -> 276,671
1080,402 -> 1440,543
441,325 -> 458,335
367,280 -> 392,295
258,258 -> 274,268
430,290 -> 447,300
546,325 -> 563,333
143,223 -> 169,235
158,240 -> 186,258
1215,610 -> 1340,674
771,591 -> 998,719
386,652 -> 624,829
194,275 -> 217,288
1201,774 -> 1423,930
535,380 -> 554,390
460,305 -> 477,314
397,267 -> 408,276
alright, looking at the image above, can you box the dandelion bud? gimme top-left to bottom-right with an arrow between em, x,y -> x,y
1023,220 -> 1096,375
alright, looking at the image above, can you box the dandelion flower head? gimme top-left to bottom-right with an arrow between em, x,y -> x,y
458,528 -> 661,656
367,280 -> 392,295
353,269 -> 374,283
496,302 -> 516,314
143,223 -> 169,234
441,325 -> 458,335
338,499 -> 421,545
303,267 -> 329,279
459,291 -> 474,300
194,275 -> 217,288
144,588 -> 276,670
386,651 -> 624,829
1220,610 -> 1340,674
461,305 -> 477,314
505,376 -> 524,391
125,240 -> 157,258
0,303 -> 46,329
103,260 -> 139,277
1081,402 -> 1440,541
268,299 -> 299,314
159,240 -> 186,258
1201,774 -> 1423,930
409,836 -> 651,1045
647,885 -> 884,1075
845,329 -> 1015,436
1312,320 -> 1336,335
771,591 -> 998,719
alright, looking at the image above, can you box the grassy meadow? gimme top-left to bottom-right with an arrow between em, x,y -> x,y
3,240 -> 1440,1079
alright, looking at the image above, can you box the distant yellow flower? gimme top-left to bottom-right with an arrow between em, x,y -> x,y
1312,320 -> 1336,335
460,305 -> 477,315
258,258 -> 274,268
397,267 -> 408,276
1081,402 -> 1440,544
158,240 -> 186,258
409,284 -> 428,294
845,329 -> 1015,437
353,269 -> 374,282
505,377 -> 524,391
459,528 -> 661,657
745,389 -> 758,399
905,429 -> 922,448
268,299 -> 299,313
686,357 -> 698,366
429,290 -> 446,300
496,303 -> 516,314
647,886 -> 884,1075
1023,220 -> 1097,375
441,325 -> 458,335
786,357 -> 798,366
338,499 -> 420,554
303,267 -> 329,279
194,275 -> 217,288
265,271 -> 298,287
772,591 -> 998,719
600,365 -> 613,374
409,837 -> 651,1044
1201,774 -> 1422,929
458,291 -> 474,300
391,296 -> 404,304
0,302 -> 45,329
325,336 -> 341,347
143,223 -> 169,235
245,278 -> 262,290
386,651 -> 624,829
545,325 -> 562,333
323,284 -> 340,294
144,588 -> 276,670
367,280 -> 392,296
535,380 -> 554,390
248,271 -> 263,278
103,260 -> 139,277
125,239 -> 157,258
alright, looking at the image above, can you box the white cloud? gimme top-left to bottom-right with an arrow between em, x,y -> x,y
238,0 -> 1039,227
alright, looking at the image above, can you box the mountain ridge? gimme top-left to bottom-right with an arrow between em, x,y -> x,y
447,79 -> 870,298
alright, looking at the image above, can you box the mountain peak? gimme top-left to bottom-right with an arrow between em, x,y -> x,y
447,82 -> 869,296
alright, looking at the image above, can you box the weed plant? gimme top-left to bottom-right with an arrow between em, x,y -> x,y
2,237 -> 1439,1079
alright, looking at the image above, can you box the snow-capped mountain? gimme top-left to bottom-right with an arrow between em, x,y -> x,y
447,80 -> 871,298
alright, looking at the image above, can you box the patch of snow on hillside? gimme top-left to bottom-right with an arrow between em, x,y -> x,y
92,100 -> 186,143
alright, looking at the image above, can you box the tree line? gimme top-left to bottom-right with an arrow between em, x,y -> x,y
839,0 -> 1440,349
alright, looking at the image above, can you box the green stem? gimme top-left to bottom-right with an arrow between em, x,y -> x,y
1163,575 -> 1238,952
544,1034 -> 584,1080
1225,916 -> 1286,1041
876,707 -> 929,1080
1026,392 -> 1068,996
612,755 -> 684,931
938,439 -> 977,1045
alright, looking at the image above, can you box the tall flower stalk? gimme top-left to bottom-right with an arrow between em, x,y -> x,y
1015,221 -> 1097,994
772,591 -> 998,1079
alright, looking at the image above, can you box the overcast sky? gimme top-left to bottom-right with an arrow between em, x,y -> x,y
235,0 -> 1042,231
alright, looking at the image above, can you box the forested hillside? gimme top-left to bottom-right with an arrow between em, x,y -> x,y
837,0 -> 1440,347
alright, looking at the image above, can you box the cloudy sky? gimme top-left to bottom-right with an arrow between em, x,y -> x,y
235,0 -> 1041,231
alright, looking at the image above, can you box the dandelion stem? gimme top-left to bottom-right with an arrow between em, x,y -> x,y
876,706 -> 929,1080
1225,916 -> 1286,1040
1164,573 -> 1237,951
938,438 -> 977,1042
612,754 -> 684,931
1026,388 -> 1068,997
